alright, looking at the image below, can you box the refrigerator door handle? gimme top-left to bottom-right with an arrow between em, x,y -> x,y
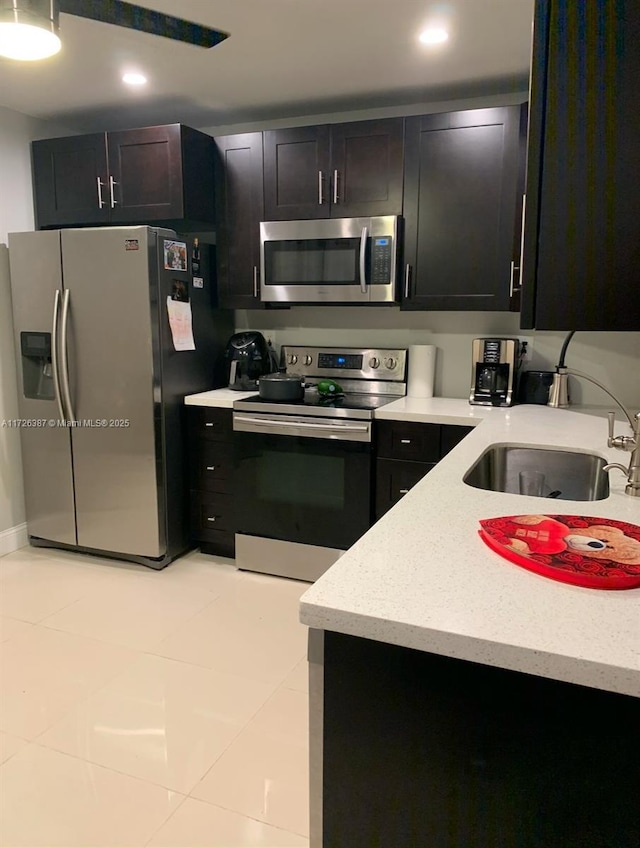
51,289 -> 66,422
60,289 -> 76,423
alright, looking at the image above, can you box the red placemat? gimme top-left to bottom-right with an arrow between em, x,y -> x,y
479,514 -> 640,589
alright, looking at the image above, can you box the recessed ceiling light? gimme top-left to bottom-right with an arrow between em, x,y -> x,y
122,72 -> 147,86
0,22 -> 61,61
419,27 -> 449,46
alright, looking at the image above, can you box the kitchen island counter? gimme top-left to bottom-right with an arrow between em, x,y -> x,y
300,404 -> 640,697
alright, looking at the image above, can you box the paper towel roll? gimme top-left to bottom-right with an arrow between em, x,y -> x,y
407,345 -> 436,398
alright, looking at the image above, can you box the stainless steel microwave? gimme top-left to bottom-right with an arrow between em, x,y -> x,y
259,216 -> 401,304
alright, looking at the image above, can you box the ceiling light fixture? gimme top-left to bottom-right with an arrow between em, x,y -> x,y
122,72 -> 147,86
419,27 -> 449,46
0,0 -> 61,61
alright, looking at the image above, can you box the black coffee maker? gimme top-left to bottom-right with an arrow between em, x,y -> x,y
469,338 -> 520,407
225,331 -> 275,390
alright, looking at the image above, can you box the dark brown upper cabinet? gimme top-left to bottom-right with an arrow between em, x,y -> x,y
263,119 -> 404,220
521,0 -> 640,331
33,124 -> 215,230
214,133 -> 264,310
402,106 -> 524,312
32,134 -> 111,228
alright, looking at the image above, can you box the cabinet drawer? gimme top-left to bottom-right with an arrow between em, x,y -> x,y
376,421 -> 441,462
190,440 -> 233,493
188,407 -> 232,442
190,491 -> 235,536
375,459 -> 435,519
200,533 -> 235,559
440,425 -> 474,457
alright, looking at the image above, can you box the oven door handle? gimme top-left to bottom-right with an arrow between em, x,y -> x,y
359,226 -> 368,295
233,413 -> 371,441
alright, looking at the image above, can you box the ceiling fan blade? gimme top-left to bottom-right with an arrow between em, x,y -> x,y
58,0 -> 229,48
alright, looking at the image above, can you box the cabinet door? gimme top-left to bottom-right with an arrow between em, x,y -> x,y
263,126 -> 331,220
107,125 -> 184,223
32,134 -> 109,228
402,107 -> 521,311
521,0 -> 640,331
375,459 -> 434,519
329,119 -> 404,218
214,133 -> 264,309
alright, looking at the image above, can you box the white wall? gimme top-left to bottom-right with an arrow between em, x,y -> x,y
235,308 -> 640,408
199,91 -> 527,137
0,105 -> 71,538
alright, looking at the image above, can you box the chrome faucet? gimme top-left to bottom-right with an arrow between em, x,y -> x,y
547,366 -> 640,497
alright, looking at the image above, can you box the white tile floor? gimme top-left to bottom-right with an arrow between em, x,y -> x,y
0,545 -> 310,847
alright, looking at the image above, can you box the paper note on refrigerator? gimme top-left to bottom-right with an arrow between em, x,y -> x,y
166,296 -> 196,351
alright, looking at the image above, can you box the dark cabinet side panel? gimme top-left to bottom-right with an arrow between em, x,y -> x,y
214,133 -> 264,309
531,0 -> 640,330
263,126 -> 331,220
323,631 -> 640,848
32,134 -> 110,228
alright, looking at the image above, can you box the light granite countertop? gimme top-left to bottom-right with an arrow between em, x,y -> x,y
299,404 -> 640,698
184,388 -> 257,408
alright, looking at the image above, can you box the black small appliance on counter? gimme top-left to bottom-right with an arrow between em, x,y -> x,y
518,370 -> 555,405
224,331 -> 276,390
469,338 -> 521,407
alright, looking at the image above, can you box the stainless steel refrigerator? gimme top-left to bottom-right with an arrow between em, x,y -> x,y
8,226 -> 232,568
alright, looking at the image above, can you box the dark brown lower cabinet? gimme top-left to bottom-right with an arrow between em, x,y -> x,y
375,459 -> 435,519
321,631 -> 640,848
375,421 -> 474,519
188,407 -> 235,557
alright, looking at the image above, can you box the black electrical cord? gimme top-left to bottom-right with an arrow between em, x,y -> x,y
557,331 -> 575,368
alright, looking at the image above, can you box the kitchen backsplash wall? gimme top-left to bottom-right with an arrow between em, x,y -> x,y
235,308 -> 640,408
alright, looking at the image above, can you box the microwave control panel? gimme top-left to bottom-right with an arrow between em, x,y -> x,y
371,237 -> 393,284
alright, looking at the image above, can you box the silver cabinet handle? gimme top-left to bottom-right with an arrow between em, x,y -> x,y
205,422 -> 216,427
96,177 -> 105,209
51,290 -> 65,422
404,264 -> 411,299
206,516 -> 217,523
359,226 -> 368,294
509,260 -> 521,298
333,169 -> 339,204
253,265 -> 259,298
109,175 -> 118,207
400,439 -> 411,444
205,466 -> 216,471
318,171 -> 324,205
518,194 -> 526,290
60,289 -> 75,423
399,488 -> 410,495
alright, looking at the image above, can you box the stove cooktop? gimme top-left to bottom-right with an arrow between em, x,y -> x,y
233,392 -> 398,420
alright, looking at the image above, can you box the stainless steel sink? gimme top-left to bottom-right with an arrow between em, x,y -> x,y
463,444 -> 610,501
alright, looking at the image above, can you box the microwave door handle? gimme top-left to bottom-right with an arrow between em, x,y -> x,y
359,226 -> 368,294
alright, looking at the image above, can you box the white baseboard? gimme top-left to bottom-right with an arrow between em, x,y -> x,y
0,523 -> 28,557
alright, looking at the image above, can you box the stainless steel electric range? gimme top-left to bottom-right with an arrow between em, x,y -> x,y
232,346 -> 407,581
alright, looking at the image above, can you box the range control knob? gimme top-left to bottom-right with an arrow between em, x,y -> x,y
288,354 -> 298,365
304,354 -> 313,366
369,357 -> 380,369
384,357 -> 397,370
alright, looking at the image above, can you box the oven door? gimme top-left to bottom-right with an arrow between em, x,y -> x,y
233,413 -> 373,550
